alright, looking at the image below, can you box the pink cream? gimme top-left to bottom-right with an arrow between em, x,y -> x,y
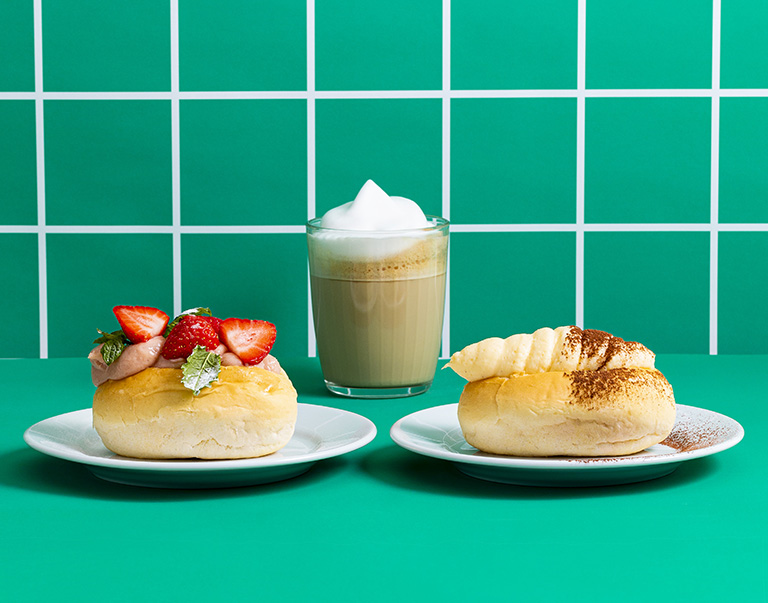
89,337 -> 281,386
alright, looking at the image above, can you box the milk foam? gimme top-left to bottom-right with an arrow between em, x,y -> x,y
320,180 -> 429,231
312,180 -> 439,263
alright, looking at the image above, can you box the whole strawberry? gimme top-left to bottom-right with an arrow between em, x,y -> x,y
161,315 -> 220,360
200,315 -> 223,337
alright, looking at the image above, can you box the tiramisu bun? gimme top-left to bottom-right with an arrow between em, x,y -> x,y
89,306 -> 297,460
445,326 -> 675,457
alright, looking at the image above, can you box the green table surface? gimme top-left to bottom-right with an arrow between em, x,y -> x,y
1,355 -> 765,602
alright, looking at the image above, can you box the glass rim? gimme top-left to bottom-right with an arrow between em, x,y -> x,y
306,215 -> 449,235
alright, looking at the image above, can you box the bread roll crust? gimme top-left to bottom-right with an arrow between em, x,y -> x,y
458,368 -> 675,457
93,366 -> 298,459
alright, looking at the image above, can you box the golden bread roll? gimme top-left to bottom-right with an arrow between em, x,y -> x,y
93,366 -> 298,459
447,326 -> 676,457
458,368 -> 675,457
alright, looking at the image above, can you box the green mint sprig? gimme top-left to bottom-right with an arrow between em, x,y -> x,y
164,307 -> 213,336
93,329 -> 129,365
181,345 -> 221,395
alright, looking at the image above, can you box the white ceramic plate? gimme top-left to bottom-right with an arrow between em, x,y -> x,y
24,403 -> 376,489
390,403 -> 744,487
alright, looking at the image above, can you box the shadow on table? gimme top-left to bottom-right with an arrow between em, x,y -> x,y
361,444 -> 720,499
0,447 -> 348,502
283,359 -> 330,398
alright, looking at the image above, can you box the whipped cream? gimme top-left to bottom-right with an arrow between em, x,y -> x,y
320,180 -> 429,231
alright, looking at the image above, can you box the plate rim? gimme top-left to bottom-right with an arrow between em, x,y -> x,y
390,403 -> 744,471
24,402 -> 377,473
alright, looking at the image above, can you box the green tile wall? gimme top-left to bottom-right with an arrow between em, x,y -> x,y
719,98 -> 768,223
180,0 -> 306,91
583,232 -> 711,354
1,0 -> 767,359
586,0 -> 713,89
180,99 -> 307,225
451,98 -> 576,224
0,101 -> 37,224
42,0 -> 170,92
316,0 -> 442,91
180,233 -> 308,358
0,2 -> 34,92
452,0 -> 577,90
585,98 -> 712,224
46,233 -> 174,358
44,100 -> 172,225
450,232 -> 577,352
0,234 -> 39,357
315,99 -> 443,217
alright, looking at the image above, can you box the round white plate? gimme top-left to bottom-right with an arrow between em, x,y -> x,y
24,403 -> 376,489
390,403 -> 744,487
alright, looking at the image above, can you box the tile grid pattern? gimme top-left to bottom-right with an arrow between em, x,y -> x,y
3,0 -> 767,358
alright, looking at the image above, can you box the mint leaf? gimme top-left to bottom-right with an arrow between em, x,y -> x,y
164,307 -> 213,336
94,329 -> 129,365
181,345 -> 221,395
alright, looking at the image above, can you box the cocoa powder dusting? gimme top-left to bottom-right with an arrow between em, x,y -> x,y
567,368 -> 671,410
568,367 -> 635,409
580,329 -> 611,356
579,329 -> 612,366
659,413 -> 730,452
601,335 -> 626,368
563,326 -> 582,354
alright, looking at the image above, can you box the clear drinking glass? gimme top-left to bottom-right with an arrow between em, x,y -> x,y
307,217 -> 449,398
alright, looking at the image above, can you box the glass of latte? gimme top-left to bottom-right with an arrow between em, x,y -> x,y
307,181 -> 449,398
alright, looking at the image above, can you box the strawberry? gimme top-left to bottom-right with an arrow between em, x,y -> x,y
219,318 -> 276,365
161,315 -> 220,359
200,315 -> 223,337
113,305 -> 170,344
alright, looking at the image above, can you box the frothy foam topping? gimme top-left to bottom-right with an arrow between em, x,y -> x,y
309,180 -> 445,269
320,180 -> 429,231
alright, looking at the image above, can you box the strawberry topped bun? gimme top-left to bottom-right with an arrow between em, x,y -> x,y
89,306 -> 297,460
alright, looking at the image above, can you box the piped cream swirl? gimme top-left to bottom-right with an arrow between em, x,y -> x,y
445,326 -> 656,382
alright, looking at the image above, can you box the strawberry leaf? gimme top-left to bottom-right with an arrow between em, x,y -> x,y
181,345 -> 221,395
164,307 -> 213,337
94,329 -> 129,365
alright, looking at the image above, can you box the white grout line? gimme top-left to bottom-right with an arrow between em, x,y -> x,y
4,89 -> 768,100
575,0 -> 586,329
717,223 -> 768,230
306,0 -> 316,222
306,0 -> 317,357
3,88 -> 766,102
179,225 -> 306,234
710,0 -> 722,355
182,91 -> 309,100
170,0 -> 182,317
440,0 -> 451,358
451,223 -> 714,232
4,222 -> 768,235
33,0 -> 47,358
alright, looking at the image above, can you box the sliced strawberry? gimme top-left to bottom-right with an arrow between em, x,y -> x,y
161,315 -> 220,360
113,305 -> 170,344
220,318 -> 276,365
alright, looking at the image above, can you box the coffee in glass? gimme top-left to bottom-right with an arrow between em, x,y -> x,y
307,181 -> 449,398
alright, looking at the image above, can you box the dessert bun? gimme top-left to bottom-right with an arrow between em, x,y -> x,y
447,326 -> 676,457
93,365 -> 298,460
458,367 -> 675,457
